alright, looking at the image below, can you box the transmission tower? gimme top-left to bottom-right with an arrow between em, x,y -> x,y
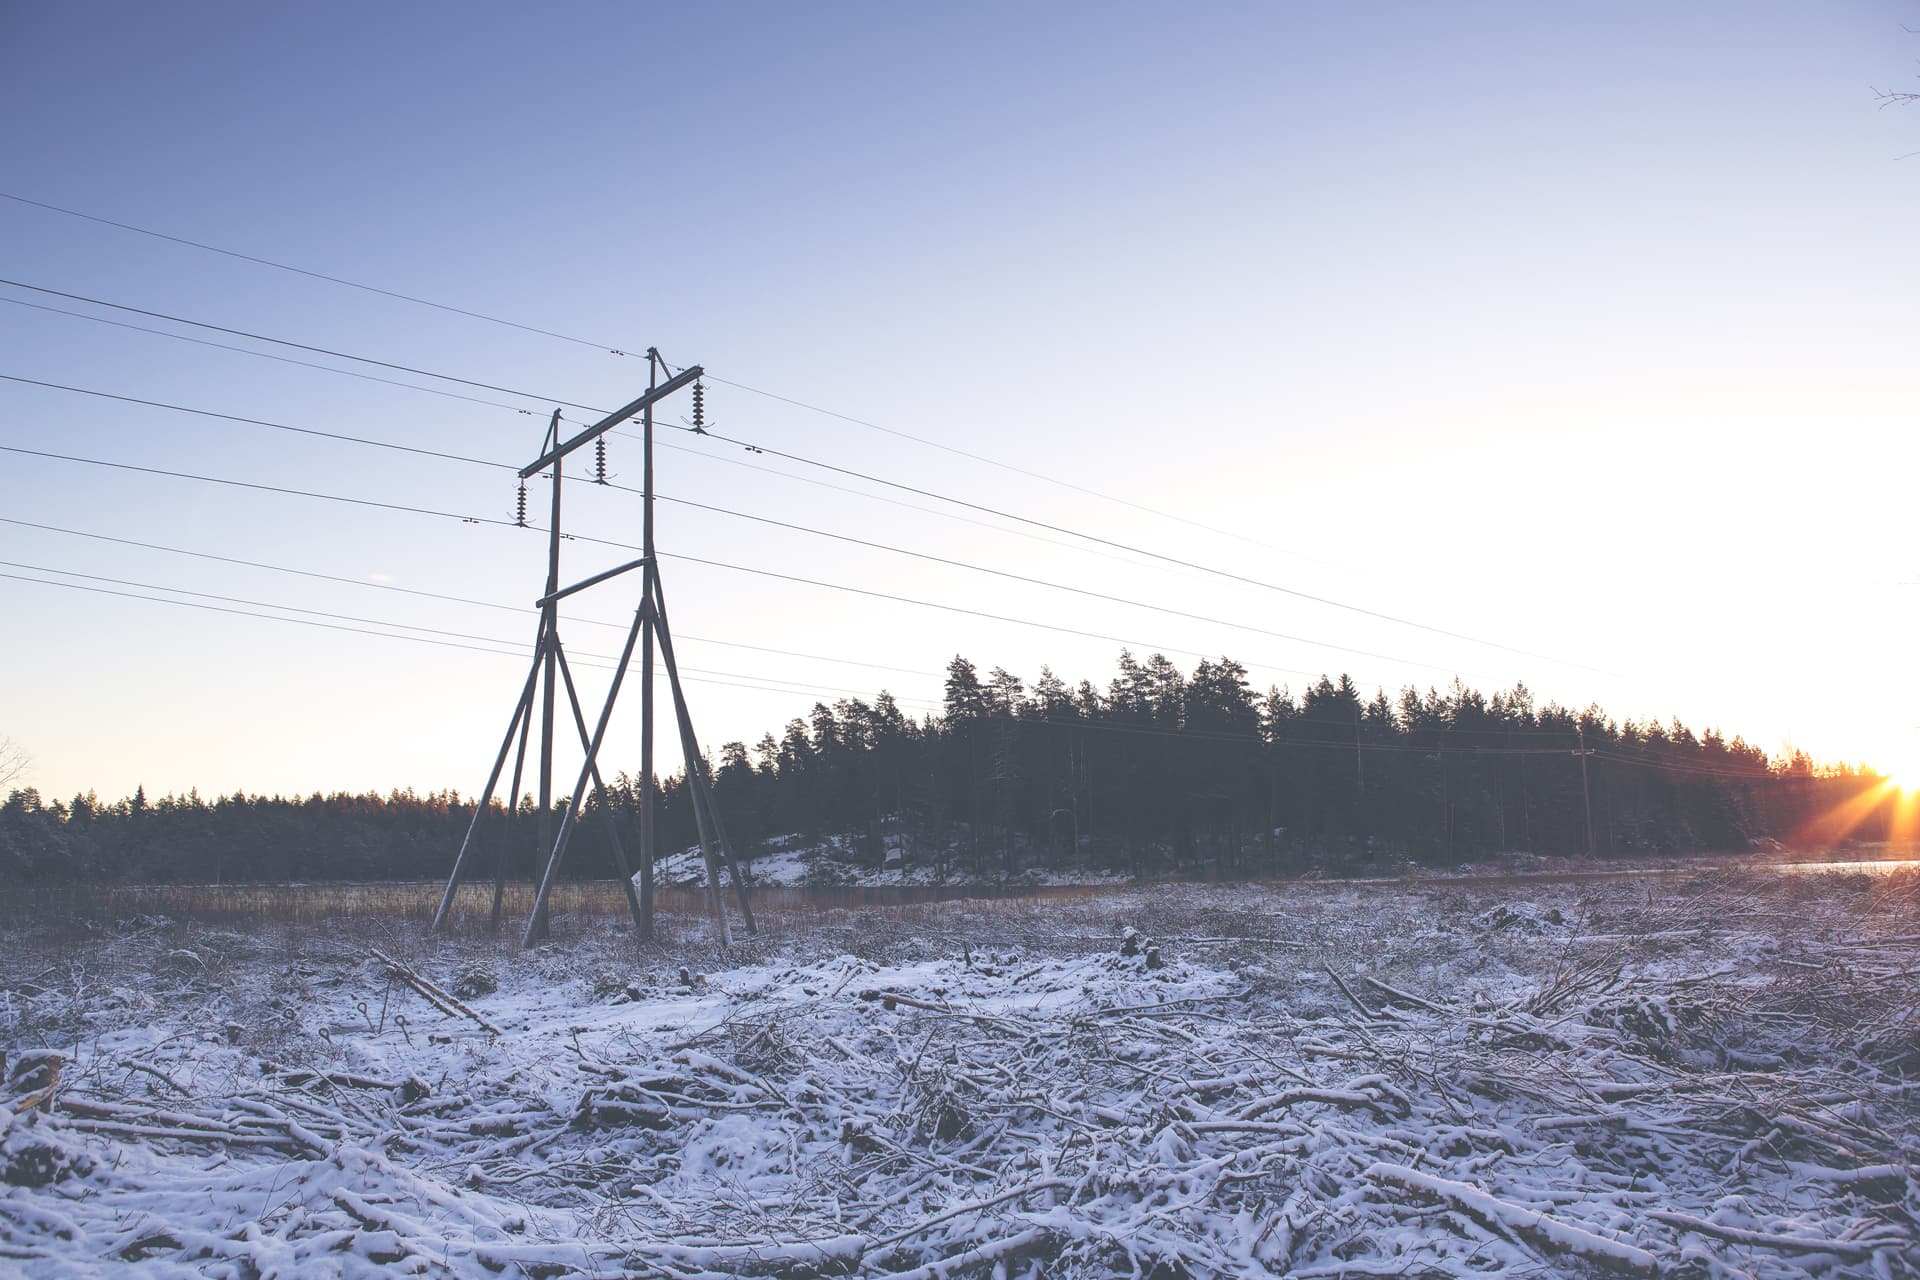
432,351 -> 754,946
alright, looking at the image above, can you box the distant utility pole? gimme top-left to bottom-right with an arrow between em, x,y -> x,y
1575,727 -> 1595,857
431,353 -> 754,948
1353,701 -> 1366,833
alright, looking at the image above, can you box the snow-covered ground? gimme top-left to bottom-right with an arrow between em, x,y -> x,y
653,832 -> 1138,889
3,870 -> 1916,1277
657,830 -> 1915,891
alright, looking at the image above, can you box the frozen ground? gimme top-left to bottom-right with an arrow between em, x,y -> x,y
2,870 -> 1916,1278
654,833 -> 1136,889
657,831 -> 1911,891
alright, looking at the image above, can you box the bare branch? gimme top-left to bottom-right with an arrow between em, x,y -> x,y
0,736 -> 29,792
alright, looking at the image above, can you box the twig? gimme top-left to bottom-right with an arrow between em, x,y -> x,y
1325,966 -> 1375,1018
369,947 -> 501,1035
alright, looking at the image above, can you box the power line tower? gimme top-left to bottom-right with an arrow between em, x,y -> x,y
432,351 -> 754,947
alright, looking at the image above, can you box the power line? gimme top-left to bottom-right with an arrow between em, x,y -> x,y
8,383 -> 1649,711
0,516 -> 932,679
1,570 -> 530,660
656,549 -> 1339,689
0,203 -> 1790,767
11,279 -> 1212,585
0,566 -> 1790,769
0,296 -> 543,415
679,423 -> 1602,673
0,191 -> 637,356
4,382 -> 1443,676
3,488 -> 1759,757
0,278 -> 595,411
16,290 -> 1181,577
649,436 -> 1170,576
701,375 -> 1299,556
0,190 -> 1294,551
975,712 -> 1583,757
0,444 -> 1349,690
1,566 -> 932,709
12,289 -> 1182,580
644,487 -> 1472,677
0,375 -> 515,470
0,569 -> 1551,764
0,276 -> 1598,673
0,442 -> 517,527
1589,749 -> 1778,781
2,559 -> 530,649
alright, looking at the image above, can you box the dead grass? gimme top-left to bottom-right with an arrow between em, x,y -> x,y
0,878 -> 1112,930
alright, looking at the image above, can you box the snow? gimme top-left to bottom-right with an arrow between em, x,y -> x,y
1366,1162 -> 1660,1274
653,832 -> 1134,889
3,868 -> 1917,1277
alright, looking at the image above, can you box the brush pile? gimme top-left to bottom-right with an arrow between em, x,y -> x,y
2,870 -> 1916,1277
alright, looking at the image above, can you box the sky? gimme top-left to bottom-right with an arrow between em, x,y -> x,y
1,1 -> 1917,805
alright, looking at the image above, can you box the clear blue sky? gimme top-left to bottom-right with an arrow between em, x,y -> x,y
3,1 -> 1917,803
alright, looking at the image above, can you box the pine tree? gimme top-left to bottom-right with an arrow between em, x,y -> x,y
943,656 -> 986,722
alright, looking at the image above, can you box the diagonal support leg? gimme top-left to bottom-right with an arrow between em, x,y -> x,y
650,573 -> 756,937
491,688 -> 535,932
522,596 -> 652,947
434,617 -> 547,931
648,615 -> 729,946
554,639 -> 650,938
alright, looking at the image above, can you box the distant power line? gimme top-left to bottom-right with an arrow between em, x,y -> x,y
1,569 -> 1625,764
2,567 -> 1776,769
0,334 -> 1587,674
2,378 -> 1692,734
0,295 -> 543,415
698,375 -> 1297,555
0,278 -> 595,411
1,382 -> 1457,675
0,516 -> 932,679
0,191 -> 635,355
0,374 -> 514,469
0,443 -> 1350,690
1,565 -> 934,709
0,441 -> 521,527
10,297 -> 1183,577
1,189 -> 1290,549
0,195 -> 1785,765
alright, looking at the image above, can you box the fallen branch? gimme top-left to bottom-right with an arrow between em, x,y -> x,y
262,1062 -> 413,1093
869,1225 -> 1052,1280
1649,1209 -> 1876,1259
1325,966 -> 1375,1019
1361,974 -> 1447,1014
370,947 -> 501,1035
1366,1162 -> 1659,1275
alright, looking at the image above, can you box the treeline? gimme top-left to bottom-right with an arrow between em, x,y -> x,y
0,652 -> 1900,884
699,655 -> 1893,875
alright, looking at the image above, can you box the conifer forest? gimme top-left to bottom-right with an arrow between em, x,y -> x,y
1,652 -> 1894,885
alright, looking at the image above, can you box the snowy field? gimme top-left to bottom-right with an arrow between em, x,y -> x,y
2,869 -> 1916,1278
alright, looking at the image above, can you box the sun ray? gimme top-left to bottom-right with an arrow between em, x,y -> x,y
1791,777 -> 1900,849
1889,780 -> 1920,849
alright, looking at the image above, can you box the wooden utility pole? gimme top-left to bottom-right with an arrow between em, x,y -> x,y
1353,701 -> 1366,834
1575,727 -> 1595,857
